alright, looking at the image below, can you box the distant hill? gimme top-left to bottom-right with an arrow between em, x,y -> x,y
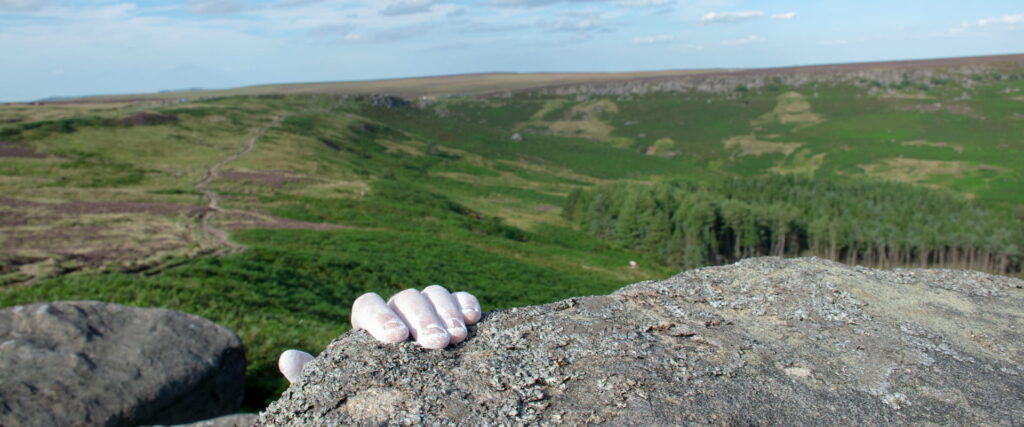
55,53 -> 1024,102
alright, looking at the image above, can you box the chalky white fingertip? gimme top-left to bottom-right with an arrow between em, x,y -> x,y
278,349 -> 314,385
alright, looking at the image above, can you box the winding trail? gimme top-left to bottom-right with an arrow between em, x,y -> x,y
195,115 -> 283,255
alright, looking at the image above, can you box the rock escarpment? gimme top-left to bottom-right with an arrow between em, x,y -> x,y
527,56 -> 1024,97
0,301 -> 246,427
260,257 -> 1024,425
160,413 -> 258,427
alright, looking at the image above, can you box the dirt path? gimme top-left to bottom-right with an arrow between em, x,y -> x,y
195,115 -> 283,255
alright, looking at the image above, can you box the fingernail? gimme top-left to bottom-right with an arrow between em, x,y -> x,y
418,324 -> 450,349
379,321 -> 409,343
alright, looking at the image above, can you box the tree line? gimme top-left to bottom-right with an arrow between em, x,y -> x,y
563,175 -> 1022,274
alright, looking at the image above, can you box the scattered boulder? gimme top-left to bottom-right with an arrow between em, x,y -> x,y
0,301 -> 246,427
364,94 -> 410,109
510,132 -> 524,142
259,257 -> 1024,425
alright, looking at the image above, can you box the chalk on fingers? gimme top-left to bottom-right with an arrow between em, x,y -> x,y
352,292 -> 409,344
422,285 -> 468,344
278,349 -> 314,384
389,289 -> 450,349
453,291 -> 481,325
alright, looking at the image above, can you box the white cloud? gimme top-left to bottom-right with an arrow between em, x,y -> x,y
544,12 -> 614,33
344,23 -> 434,43
614,0 -> 674,6
308,23 -> 357,37
274,0 -> 328,8
546,18 -> 610,32
380,0 -> 438,16
0,0 -> 51,12
490,0 -> 671,7
976,13 -> 1024,27
490,0 -> 601,6
455,19 -> 532,32
632,34 -> 672,44
187,0 -> 246,15
720,34 -> 763,45
949,12 -> 1024,34
700,10 -> 764,24
771,12 -> 796,20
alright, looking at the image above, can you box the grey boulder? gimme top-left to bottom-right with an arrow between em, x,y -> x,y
0,301 -> 246,427
156,413 -> 257,427
259,257 -> 1024,425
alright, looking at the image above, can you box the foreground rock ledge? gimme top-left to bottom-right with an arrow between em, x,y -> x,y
259,257 -> 1024,425
0,301 -> 246,427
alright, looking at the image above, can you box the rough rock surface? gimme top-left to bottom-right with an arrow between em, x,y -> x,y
259,257 -> 1024,426
0,301 -> 246,427
156,413 -> 257,427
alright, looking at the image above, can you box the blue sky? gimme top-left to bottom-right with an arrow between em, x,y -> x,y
0,0 -> 1021,101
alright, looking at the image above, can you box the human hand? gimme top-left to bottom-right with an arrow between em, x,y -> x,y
278,286 -> 482,384
352,285 -> 481,349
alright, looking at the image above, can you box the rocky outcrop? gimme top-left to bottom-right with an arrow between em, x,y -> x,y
0,301 -> 246,427
364,94 -> 410,109
519,55 -> 1024,97
157,413 -> 257,427
259,257 -> 1024,425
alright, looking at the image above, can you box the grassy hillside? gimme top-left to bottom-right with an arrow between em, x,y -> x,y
2,56 -> 1023,408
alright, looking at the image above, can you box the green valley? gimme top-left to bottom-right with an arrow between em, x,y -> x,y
2,55 -> 1023,409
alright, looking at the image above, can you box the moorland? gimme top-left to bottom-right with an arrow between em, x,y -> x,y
1,54 -> 1022,408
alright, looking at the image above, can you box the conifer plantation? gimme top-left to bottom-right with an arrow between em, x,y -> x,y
564,176 -> 1023,274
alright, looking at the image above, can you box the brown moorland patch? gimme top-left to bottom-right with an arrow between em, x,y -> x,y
901,139 -> 965,153
723,134 -> 803,157
0,141 -> 47,158
52,200 -> 205,217
1,197 -> 207,280
219,170 -> 307,188
0,197 -> 203,217
216,210 -> 352,231
121,112 -> 178,126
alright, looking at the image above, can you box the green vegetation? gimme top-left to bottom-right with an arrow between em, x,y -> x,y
564,176 -> 1022,273
2,59 -> 1024,410
0,227 -> 627,408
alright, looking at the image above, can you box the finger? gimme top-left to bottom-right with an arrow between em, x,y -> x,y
422,285 -> 468,344
278,349 -> 314,384
351,292 -> 409,344
388,289 -> 450,349
453,291 -> 482,325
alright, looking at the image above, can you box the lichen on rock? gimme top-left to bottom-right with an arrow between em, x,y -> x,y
259,257 -> 1024,425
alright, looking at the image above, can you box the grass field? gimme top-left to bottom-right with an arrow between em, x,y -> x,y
2,55 -> 1023,409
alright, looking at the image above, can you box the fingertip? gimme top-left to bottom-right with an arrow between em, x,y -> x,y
423,284 -> 448,293
447,325 -> 468,344
355,292 -> 384,303
378,320 -> 410,343
453,292 -> 482,325
278,349 -> 314,384
354,292 -> 410,344
417,324 -> 450,349
462,309 -> 481,325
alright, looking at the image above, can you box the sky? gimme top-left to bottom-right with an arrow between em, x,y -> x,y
0,0 -> 1022,102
